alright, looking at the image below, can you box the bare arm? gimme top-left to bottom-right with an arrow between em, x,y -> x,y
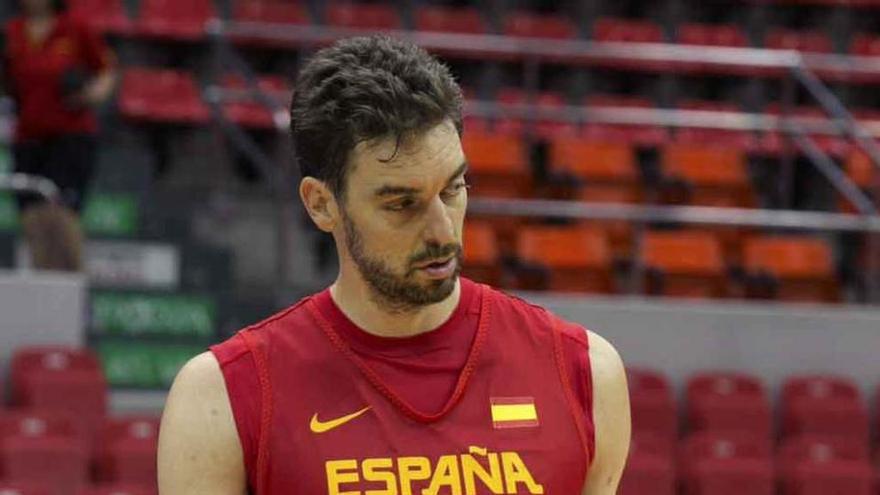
158,352 -> 248,495
582,331 -> 631,495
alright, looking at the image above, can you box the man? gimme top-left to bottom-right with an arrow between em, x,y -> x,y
158,35 -> 630,494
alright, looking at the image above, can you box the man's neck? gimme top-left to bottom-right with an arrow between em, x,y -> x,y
329,276 -> 461,339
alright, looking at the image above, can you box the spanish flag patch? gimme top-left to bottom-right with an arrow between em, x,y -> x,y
490,397 -> 539,429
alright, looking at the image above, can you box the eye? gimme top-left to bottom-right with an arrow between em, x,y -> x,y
385,197 -> 416,212
441,182 -> 469,200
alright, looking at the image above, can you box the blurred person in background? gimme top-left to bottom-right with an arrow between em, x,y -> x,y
159,36 -> 630,494
1,0 -> 116,271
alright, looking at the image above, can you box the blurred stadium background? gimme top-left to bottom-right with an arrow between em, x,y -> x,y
1,0 -> 880,494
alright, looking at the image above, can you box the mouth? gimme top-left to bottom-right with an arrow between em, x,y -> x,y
415,256 -> 457,279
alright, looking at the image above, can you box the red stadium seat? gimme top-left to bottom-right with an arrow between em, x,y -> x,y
583,94 -> 668,146
503,11 -> 576,39
765,29 -> 834,53
462,222 -> 503,288
118,68 -> 210,125
136,0 -> 215,40
641,230 -> 727,299
593,17 -> 664,43
779,435 -> 873,495
68,0 -> 131,34
685,372 -> 772,437
460,130 -> 531,198
515,225 -> 613,293
233,0 -> 308,24
850,33 -> 880,56
1,434 -> 90,495
673,100 -> 758,152
414,6 -> 485,34
220,74 -> 290,130
9,347 -> 107,450
0,410 -> 80,440
743,236 -> 840,302
619,431 -> 676,495
76,485 -> 153,495
677,23 -> 748,47
94,417 -> 160,487
0,481 -> 51,495
680,431 -> 775,495
659,143 -> 755,208
626,368 -> 677,442
494,88 -> 574,138
326,3 -> 400,30
781,375 -> 869,442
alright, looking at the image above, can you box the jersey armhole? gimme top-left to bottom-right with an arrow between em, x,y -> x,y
209,333 -> 261,493
556,320 -> 597,465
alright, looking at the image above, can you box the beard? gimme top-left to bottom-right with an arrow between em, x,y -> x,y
342,211 -> 462,313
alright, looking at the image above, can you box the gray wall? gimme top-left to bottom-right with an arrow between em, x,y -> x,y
524,292 -> 880,401
0,270 -> 86,401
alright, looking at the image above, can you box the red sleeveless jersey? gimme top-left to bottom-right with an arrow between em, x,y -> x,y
210,279 -> 595,494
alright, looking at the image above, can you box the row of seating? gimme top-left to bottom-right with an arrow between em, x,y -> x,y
622,369 -> 880,494
68,0 -> 880,56
1,346 -> 156,495
463,223 -> 848,302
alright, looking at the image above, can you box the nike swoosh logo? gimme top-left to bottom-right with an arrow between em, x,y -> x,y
310,406 -> 371,433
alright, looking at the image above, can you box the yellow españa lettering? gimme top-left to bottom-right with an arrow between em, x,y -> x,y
324,448 -> 545,495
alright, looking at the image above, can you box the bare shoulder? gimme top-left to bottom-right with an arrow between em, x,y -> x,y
158,351 -> 247,495
586,330 -> 625,377
582,330 -> 631,495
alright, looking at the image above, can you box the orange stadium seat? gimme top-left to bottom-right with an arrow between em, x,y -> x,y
641,230 -> 727,298
781,375 -> 869,442
414,6 -> 486,34
136,0 -> 215,40
68,0 -> 131,34
118,68 -> 210,125
743,236 -> 840,302
659,143 -> 755,208
9,347 -> 107,449
460,130 -> 531,198
1,432 -> 90,495
94,417 -> 160,487
549,138 -> 641,193
619,431 -> 676,495
502,11 -> 577,39
680,431 -> 775,495
685,372 -> 772,437
221,74 -> 290,130
676,23 -> 749,47
673,100 -> 758,152
626,368 -> 677,442
461,222 -> 502,287
838,150 -> 877,213
577,186 -> 642,259
326,3 -> 400,30
515,225 -> 613,293
494,88 -> 574,138
778,435 -> 873,495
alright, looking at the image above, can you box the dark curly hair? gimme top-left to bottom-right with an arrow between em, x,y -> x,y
290,35 -> 463,202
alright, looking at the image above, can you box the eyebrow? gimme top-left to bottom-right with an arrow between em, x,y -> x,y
373,161 -> 469,198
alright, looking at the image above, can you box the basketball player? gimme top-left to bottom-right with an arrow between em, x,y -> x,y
158,35 -> 630,494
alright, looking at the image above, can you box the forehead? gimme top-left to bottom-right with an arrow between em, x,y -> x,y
346,121 -> 464,192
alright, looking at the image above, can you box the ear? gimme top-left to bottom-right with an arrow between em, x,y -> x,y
299,177 -> 340,233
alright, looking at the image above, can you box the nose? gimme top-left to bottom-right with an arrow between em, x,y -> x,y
422,195 -> 457,247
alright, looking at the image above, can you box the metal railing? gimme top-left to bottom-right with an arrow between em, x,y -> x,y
206,21 -> 880,302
